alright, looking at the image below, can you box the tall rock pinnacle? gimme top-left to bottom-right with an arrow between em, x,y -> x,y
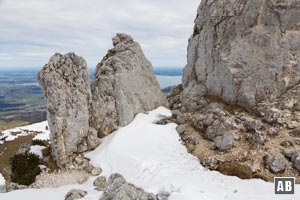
37,52 -> 99,167
91,33 -> 167,137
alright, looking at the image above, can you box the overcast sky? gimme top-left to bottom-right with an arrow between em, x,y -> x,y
0,0 -> 199,70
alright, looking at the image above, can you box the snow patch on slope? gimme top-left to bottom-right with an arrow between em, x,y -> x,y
0,173 -> 5,185
0,121 -> 49,144
30,145 -> 46,158
86,107 -> 299,200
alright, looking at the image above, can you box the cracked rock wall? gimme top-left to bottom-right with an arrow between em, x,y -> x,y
183,0 -> 300,108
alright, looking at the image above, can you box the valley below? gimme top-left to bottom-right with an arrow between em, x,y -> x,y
0,68 -> 180,132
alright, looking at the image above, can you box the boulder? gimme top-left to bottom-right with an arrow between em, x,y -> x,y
5,183 -> 27,192
91,167 -> 102,176
249,131 -> 266,145
244,120 -> 263,132
17,143 -> 31,155
289,127 -> 300,137
215,133 -> 235,151
100,173 -> 158,200
93,176 -> 106,191
65,189 -> 87,200
291,151 -> 300,171
37,52 -> 100,167
91,33 -> 167,137
183,0 -> 300,109
202,157 -> 219,169
192,108 -> 237,140
265,154 -> 287,173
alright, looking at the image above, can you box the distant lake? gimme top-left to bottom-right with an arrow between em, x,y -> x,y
156,75 -> 182,89
0,67 -> 183,89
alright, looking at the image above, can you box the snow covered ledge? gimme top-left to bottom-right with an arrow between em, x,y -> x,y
1,107 -> 299,200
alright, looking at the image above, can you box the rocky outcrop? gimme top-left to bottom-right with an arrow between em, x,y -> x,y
91,33 -> 167,137
215,133 -> 235,151
93,176 -> 106,191
265,154 -> 287,173
99,173 -> 158,200
183,0 -> 300,109
38,34 -> 166,167
291,151 -> 300,171
65,189 -> 87,200
169,0 -> 300,182
37,52 -> 100,167
17,143 -> 31,155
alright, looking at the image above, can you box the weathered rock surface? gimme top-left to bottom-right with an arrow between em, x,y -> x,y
65,189 -> 87,200
91,33 -> 167,137
265,154 -> 287,173
17,143 -> 31,155
192,108 -> 238,140
91,167 -> 102,176
291,151 -> 300,171
215,133 -> 235,151
37,52 -> 100,167
32,170 -> 89,188
93,176 -> 106,191
99,173 -> 158,200
167,0 -> 300,183
183,0 -> 300,109
4,183 -> 27,192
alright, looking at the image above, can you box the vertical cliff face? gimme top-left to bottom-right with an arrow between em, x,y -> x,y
91,33 -> 167,137
183,0 -> 300,109
37,52 -> 99,167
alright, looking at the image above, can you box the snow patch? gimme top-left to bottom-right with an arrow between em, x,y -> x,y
0,121 -> 49,144
86,107 -> 299,200
0,173 -> 5,185
30,145 -> 46,158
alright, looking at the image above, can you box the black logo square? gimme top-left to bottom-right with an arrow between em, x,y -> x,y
274,177 -> 295,194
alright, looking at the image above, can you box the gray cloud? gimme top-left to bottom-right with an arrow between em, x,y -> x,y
0,0 -> 200,69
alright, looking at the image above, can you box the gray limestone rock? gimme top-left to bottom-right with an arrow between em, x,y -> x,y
91,167 -> 102,176
289,127 -> 300,137
244,120 -> 263,132
93,176 -> 107,191
65,189 -> 87,200
183,0 -> 300,109
37,52 -> 100,167
215,133 -> 235,151
250,131 -> 267,145
0,185 -> 5,193
192,108 -> 237,140
291,151 -> 300,171
91,33 -> 167,137
5,183 -> 27,192
99,173 -> 158,200
265,154 -> 287,173
17,143 -> 31,155
202,157 -> 219,169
